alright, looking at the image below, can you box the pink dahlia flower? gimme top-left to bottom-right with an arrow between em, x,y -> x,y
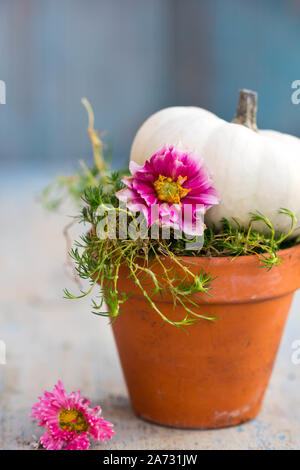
116,146 -> 219,235
30,381 -> 114,450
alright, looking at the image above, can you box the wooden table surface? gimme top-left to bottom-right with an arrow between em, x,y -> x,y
1,178 -> 300,450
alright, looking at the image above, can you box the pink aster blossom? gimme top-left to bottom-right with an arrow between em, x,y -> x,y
30,381 -> 114,450
116,145 -> 219,235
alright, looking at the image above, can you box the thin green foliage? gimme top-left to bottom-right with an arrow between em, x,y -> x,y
64,179 -> 299,328
41,98 -> 114,210
64,182 -> 216,328
171,208 -> 298,271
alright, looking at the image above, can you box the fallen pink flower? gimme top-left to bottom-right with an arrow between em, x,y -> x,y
30,381 -> 114,450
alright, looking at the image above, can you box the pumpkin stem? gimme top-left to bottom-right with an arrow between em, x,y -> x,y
232,89 -> 258,132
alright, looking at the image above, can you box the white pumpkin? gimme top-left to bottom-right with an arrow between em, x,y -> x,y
130,90 -> 300,235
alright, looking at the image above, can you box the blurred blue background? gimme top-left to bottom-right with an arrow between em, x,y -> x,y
0,0 -> 300,177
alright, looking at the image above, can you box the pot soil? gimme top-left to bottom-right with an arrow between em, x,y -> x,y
112,244 -> 300,429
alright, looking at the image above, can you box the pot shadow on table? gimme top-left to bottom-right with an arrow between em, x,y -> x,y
91,389 -> 298,451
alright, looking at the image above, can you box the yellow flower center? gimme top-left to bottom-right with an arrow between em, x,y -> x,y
59,408 -> 89,434
153,174 -> 191,204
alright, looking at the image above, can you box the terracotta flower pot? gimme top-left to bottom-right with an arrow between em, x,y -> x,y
112,245 -> 300,429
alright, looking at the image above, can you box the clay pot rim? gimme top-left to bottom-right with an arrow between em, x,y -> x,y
119,243 -> 300,303
160,242 -> 300,265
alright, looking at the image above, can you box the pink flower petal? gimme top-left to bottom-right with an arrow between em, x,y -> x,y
117,145 -> 219,236
31,381 -> 114,451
